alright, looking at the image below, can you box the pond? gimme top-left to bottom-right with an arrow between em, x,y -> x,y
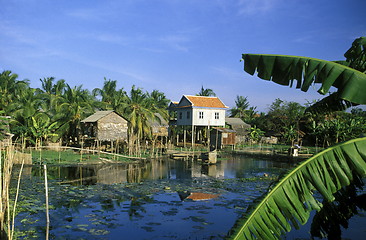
11,154 -> 365,239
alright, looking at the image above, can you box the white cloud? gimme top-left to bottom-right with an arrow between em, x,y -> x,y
237,0 -> 279,15
159,34 -> 191,52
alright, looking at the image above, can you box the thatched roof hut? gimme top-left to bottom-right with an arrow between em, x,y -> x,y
81,111 -> 128,141
148,113 -> 169,137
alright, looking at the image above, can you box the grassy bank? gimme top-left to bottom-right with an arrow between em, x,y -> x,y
29,149 -> 138,165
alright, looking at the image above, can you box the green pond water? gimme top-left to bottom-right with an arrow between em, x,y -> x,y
10,154 -> 365,239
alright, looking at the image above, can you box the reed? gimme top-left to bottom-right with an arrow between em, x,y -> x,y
0,145 -> 15,239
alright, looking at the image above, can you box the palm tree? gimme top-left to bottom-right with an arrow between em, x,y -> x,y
92,78 -> 126,110
0,71 -> 29,114
230,96 -> 250,118
147,89 -> 170,120
228,37 -> 366,239
56,84 -> 94,144
118,86 -> 157,155
9,87 -> 43,137
230,95 -> 257,123
38,77 -> 67,120
197,86 -> 216,96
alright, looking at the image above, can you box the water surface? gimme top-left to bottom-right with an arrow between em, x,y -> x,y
11,155 -> 365,239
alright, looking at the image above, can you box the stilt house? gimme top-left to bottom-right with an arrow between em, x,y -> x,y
81,111 -> 128,141
168,95 -> 229,146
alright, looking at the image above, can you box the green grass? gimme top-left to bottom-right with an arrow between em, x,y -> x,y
232,144 -> 323,155
30,149 -> 133,165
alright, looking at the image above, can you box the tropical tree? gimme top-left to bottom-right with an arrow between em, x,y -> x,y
55,84 -> 94,144
147,89 -> 170,119
248,126 -> 264,143
228,37 -> 366,239
0,71 -> 29,114
37,77 -> 67,117
230,96 -> 257,123
8,87 -> 43,140
197,86 -> 216,96
118,86 -> 157,155
30,115 -> 59,149
92,78 -> 126,110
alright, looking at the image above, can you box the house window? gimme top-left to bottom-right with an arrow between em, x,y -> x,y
215,112 -> 219,119
179,112 -> 183,119
187,111 -> 190,119
199,111 -> 204,119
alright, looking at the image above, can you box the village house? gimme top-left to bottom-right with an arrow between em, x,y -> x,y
168,95 -> 229,146
225,117 -> 251,144
81,111 -> 128,141
210,127 -> 236,149
148,113 -> 169,137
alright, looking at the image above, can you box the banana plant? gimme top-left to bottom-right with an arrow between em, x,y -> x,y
227,37 -> 366,239
241,37 -> 366,113
227,137 -> 366,239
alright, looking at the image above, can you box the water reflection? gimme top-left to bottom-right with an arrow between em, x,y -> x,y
11,155 -> 366,240
26,155 -> 294,185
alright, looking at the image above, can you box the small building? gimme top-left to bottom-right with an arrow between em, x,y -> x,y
210,127 -> 236,149
225,117 -> 251,144
148,113 -> 169,137
171,95 -> 228,127
168,95 -> 229,146
81,111 -> 128,141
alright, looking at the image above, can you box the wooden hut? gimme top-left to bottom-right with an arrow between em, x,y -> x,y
210,127 -> 236,149
81,111 -> 128,141
148,113 -> 169,137
225,117 -> 251,144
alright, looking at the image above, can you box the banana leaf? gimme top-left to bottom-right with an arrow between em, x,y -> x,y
241,53 -> 366,106
227,137 -> 366,240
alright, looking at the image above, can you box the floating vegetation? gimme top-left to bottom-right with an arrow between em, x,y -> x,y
9,156 -> 305,239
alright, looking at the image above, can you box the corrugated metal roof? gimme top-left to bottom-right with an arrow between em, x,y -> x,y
81,111 -> 115,123
225,117 -> 251,129
182,95 -> 228,108
212,127 -> 236,133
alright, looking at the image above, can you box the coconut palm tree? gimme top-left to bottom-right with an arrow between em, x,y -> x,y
92,78 -> 126,110
147,89 -> 170,120
197,86 -> 216,96
55,84 -> 94,144
230,95 -> 257,123
118,86 -> 157,155
9,87 -> 43,137
228,37 -> 366,239
0,71 -> 29,114
38,77 -> 67,120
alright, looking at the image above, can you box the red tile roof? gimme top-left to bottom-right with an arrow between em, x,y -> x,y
184,95 -> 228,108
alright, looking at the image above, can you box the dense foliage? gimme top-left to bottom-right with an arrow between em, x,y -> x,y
0,73 -> 170,150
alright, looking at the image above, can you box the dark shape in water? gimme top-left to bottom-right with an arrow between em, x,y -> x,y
178,191 -> 220,201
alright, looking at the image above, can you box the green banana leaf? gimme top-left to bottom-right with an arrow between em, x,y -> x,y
241,54 -> 366,105
227,137 -> 366,240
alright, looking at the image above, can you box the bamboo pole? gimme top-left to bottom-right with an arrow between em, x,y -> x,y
44,164 -> 50,240
11,156 -> 25,240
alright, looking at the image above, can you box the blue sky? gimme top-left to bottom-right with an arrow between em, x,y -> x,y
1,0 -> 365,112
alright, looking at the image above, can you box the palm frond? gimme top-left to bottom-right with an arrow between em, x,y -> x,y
227,137 -> 366,240
241,54 -> 366,105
